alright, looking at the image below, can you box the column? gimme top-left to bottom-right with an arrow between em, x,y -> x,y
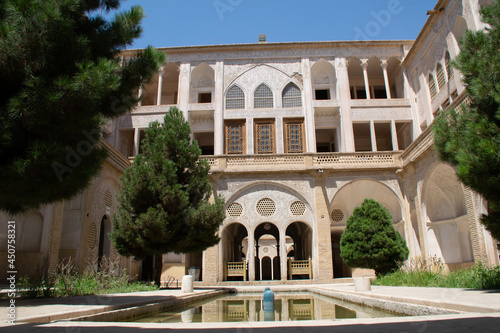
248,231 -> 256,281
312,172 -> 333,281
202,245 -> 218,284
47,201 -> 64,274
214,61 -> 225,155
391,120 -> 399,150
133,127 -> 140,156
361,59 -> 371,99
402,68 -> 422,138
301,58 -> 317,153
381,60 -> 391,99
370,120 -> 377,151
138,85 -> 143,106
156,67 -> 164,106
336,58 -> 355,152
279,228 -> 287,281
178,62 -> 191,119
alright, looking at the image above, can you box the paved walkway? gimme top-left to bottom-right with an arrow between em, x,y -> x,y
0,283 -> 499,332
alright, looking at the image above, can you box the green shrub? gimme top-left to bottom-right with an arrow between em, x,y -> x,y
18,256 -> 158,298
374,261 -> 500,289
340,199 -> 409,276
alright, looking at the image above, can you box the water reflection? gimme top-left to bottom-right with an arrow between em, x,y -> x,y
131,292 -> 399,323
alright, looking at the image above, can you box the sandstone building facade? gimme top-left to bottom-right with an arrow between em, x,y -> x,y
1,0 -> 498,284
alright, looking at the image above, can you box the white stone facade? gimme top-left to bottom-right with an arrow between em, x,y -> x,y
1,0 -> 498,284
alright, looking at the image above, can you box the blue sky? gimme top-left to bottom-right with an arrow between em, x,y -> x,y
116,0 -> 438,49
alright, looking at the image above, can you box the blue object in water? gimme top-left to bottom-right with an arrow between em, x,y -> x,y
263,287 -> 274,312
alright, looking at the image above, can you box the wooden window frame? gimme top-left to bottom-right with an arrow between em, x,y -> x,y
225,120 -> 246,155
254,119 -> 276,154
284,118 -> 305,154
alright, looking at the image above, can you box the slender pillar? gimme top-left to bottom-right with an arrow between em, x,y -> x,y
391,120 -> 399,151
156,67 -> 164,106
248,232 -> 256,281
133,127 -> 140,156
138,85 -> 143,106
301,57 -> 317,153
381,60 -> 392,99
361,59 -> 371,99
402,68 -> 422,138
312,172 -> 334,281
214,61 -> 224,155
279,228 -> 287,281
178,62 -> 191,119
336,58 -> 355,152
370,120 -> 377,151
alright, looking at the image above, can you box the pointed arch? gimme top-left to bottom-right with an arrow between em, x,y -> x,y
311,58 -> 336,100
282,82 -> 302,108
428,73 -> 437,100
226,85 -> 245,110
254,83 -> 274,109
436,63 -> 446,90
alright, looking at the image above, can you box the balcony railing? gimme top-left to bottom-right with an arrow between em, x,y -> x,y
201,151 -> 402,173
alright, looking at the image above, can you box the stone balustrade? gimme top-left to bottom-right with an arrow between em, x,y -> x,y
201,151 -> 402,173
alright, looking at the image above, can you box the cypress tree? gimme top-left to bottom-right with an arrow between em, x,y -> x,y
0,0 -> 164,214
340,199 -> 409,276
110,107 -> 225,286
433,0 -> 500,240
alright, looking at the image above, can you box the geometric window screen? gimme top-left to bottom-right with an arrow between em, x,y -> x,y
255,121 -> 275,154
436,63 -> 446,90
226,85 -> 245,110
256,198 -> 276,217
290,201 -> 306,216
285,120 -> 304,153
282,83 -> 302,108
88,222 -> 97,250
105,189 -> 112,208
227,202 -> 243,217
225,122 -> 245,154
428,74 -> 437,100
330,209 -> 345,222
254,84 -> 274,109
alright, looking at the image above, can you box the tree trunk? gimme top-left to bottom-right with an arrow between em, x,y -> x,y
154,253 -> 163,287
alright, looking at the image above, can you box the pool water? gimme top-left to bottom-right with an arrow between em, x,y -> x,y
127,292 -> 403,323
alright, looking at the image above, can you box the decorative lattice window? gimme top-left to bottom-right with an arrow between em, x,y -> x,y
284,119 -> 304,153
254,84 -> 274,109
331,209 -> 344,223
88,222 -> 97,249
227,202 -> 243,217
282,83 -> 302,108
256,198 -> 276,216
226,85 -> 245,110
225,121 -> 245,154
255,120 -> 275,154
445,52 -> 453,80
436,63 -> 446,90
428,74 -> 437,100
290,201 -> 306,216
104,190 -> 112,208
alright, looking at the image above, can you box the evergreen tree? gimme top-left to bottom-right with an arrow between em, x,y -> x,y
0,0 -> 164,214
340,199 -> 409,276
110,107 -> 225,286
433,1 -> 500,240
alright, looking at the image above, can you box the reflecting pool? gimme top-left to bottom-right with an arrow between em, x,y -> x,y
126,292 -> 404,323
